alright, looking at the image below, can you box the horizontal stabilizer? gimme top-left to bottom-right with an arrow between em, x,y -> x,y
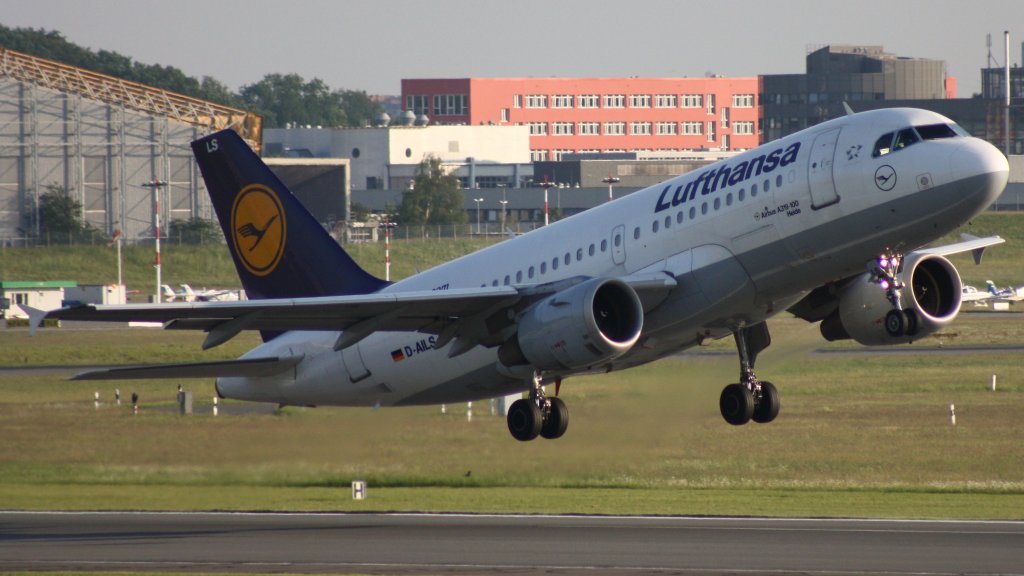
70,356 -> 302,381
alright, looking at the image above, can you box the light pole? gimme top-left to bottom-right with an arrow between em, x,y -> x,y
498,199 -> 508,237
602,176 -> 620,202
141,180 -> 168,303
540,180 -> 554,226
473,197 -> 484,235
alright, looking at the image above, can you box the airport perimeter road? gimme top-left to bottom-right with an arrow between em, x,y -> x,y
2,512 -> 1023,575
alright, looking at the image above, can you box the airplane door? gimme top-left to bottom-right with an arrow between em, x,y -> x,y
808,128 -> 841,209
611,224 -> 625,265
341,342 -> 371,383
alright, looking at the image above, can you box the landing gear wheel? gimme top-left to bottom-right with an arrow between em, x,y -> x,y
904,309 -> 919,337
885,309 -> 907,337
720,383 -> 754,426
540,397 -> 569,440
507,398 -> 542,441
752,381 -> 780,424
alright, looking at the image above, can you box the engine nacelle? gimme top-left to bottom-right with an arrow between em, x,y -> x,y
499,278 -> 643,371
820,253 -> 962,345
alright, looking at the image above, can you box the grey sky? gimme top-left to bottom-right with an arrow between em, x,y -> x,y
2,0 -> 1019,98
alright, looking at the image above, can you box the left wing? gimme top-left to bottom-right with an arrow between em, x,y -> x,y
40,274 -> 678,352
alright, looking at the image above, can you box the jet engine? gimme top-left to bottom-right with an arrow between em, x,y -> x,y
499,278 -> 643,371
820,253 -> 962,345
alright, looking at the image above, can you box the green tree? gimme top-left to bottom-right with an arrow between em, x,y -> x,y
397,157 -> 467,225
169,217 -> 222,245
37,184 -> 102,244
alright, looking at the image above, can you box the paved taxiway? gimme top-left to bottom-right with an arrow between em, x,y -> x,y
2,512 -> 1023,575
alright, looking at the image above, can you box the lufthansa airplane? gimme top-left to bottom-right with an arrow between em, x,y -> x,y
37,107 -> 1009,442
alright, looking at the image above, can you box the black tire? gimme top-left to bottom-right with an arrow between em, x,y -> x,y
885,310 -> 906,337
752,381 -> 780,424
720,383 -> 754,426
904,309 -> 919,337
507,398 -> 541,441
540,397 -> 569,440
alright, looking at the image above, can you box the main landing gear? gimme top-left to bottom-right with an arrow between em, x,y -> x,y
507,372 -> 569,441
869,251 -> 918,338
719,323 -> 780,426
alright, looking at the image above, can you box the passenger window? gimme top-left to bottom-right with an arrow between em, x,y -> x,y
528,266 -> 535,279
726,193 -> 733,206
664,215 -> 671,228
552,257 -> 558,270
776,174 -> 783,188
614,234 -> 622,247
676,211 -> 683,224
652,220 -> 659,233
589,244 -> 595,256
634,227 -> 641,240
764,179 -> 770,192
540,262 -> 547,274
576,248 -> 583,261
873,132 -> 894,157
751,184 -> 758,198
601,239 -> 608,252
564,253 -> 570,266
713,198 -> 721,210
492,280 -> 498,286
689,207 -> 696,219
516,270 -> 523,283
893,128 -> 919,151
503,275 -> 510,285
701,202 -> 708,215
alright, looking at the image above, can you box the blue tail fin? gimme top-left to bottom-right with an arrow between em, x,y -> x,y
191,129 -> 388,300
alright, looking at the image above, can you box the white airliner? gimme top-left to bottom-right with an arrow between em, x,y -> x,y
35,107 -> 1009,441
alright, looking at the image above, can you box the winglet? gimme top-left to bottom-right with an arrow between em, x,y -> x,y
842,102 -> 854,116
20,305 -> 49,336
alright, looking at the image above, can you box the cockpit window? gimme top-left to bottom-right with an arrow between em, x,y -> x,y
872,132 -> 894,157
916,123 -> 961,140
893,128 -> 920,151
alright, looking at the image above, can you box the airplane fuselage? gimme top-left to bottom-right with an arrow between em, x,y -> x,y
217,108 -> 1008,407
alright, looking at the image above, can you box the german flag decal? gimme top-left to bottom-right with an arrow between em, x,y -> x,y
391,349 -> 406,362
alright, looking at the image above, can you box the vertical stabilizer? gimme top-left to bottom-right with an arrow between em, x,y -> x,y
191,129 -> 388,300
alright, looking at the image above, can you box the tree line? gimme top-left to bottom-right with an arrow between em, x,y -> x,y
0,25 -> 382,129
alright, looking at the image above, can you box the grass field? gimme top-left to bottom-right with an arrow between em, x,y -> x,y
1,213 -> 1023,519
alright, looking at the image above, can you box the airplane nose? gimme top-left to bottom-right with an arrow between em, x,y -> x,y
948,138 -> 1009,205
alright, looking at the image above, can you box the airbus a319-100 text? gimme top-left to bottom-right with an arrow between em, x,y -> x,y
34,107 -> 1009,441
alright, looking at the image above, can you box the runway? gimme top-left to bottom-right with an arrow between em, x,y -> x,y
2,512 -> 1023,575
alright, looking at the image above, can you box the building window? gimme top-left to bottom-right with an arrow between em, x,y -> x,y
656,122 -> 677,135
552,94 -> 573,108
501,108 -> 509,122
720,107 -> 730,128
706,94 -> 716,115
604,94 -> 625,108
526,94 -> 548,108
630,122 -> 651,135
707,121 -> 716,142
682,121 -> 703,135
531,150 -> 549,162
629,94 -> 651,108
529,122 -> 548,135
552,122 -> 574,136
406,94 -> 429,115
682,94 -> 703,108
655,94 -> 677,108
552,149 -> 573,160
733,94 -> 754,108
604,121 -> 626,136
578,94 -> 599,108
578,122 -> 600,135
514,94 -> 522,108
734,121 -> 755,135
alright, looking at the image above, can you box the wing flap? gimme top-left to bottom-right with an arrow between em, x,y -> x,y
70,356 -> 302,381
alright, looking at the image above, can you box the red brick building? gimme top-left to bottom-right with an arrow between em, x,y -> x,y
401,77 -> 760,161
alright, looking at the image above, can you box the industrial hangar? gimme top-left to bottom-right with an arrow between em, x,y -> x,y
0,48 -> 260,244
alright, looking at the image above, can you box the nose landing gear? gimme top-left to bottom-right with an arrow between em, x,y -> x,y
720,323 -> 780,426
870,251 -> 918,338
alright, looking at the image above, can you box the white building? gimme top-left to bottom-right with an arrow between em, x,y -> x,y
263,124 -> 533,191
